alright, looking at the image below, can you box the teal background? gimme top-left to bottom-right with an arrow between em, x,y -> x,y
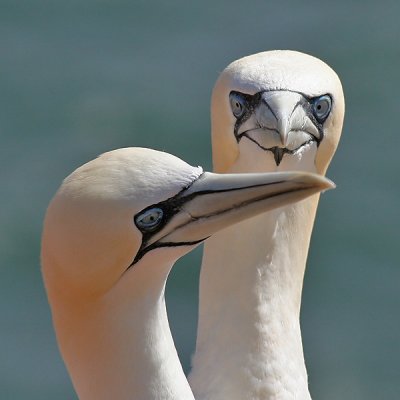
1,1 -> 399,398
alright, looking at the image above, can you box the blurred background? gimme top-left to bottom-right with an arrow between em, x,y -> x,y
1,0 -> 399,398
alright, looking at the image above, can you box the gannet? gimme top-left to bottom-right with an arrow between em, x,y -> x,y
41,147 -> 332,400
190,51 -> 345,399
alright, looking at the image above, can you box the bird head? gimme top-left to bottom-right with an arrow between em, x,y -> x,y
211,50 -> 345,174
41,147 -> 333,300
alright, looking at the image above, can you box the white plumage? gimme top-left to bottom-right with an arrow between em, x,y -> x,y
190,51 -> 344,400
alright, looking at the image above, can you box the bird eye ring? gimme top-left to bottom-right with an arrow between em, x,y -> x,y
229,92 -> 247,119
135,208 -> 164,232
311,95 -> 332,122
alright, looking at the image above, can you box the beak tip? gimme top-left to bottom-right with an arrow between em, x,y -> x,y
325,178 -> 336,190
320,176 -> 336,193
291,172 -> 335,193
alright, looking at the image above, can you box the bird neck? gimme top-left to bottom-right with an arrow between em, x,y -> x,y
47,260 -> 195,400
190,197 -> 319,400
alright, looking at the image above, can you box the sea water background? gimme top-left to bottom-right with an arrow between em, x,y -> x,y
1,1 -> 399,398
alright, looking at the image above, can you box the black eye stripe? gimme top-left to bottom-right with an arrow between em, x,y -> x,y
130,173 -> 205,266
230,91 -> 261,141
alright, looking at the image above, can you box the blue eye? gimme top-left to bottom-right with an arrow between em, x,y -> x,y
312,95 -> 332,122
135,208 -> 164,231
229,92 -> 247,118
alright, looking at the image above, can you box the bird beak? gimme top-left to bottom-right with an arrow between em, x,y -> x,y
236,91 -> 321,166
132,171 -> 334,264
256,91 -> 320,146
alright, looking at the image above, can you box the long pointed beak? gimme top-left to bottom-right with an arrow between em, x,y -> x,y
133,171 -> 334,264
258,92 -> 302,146
256,91 -> 320,146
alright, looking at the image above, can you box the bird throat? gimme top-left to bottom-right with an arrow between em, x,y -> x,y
50,262 -> 195,400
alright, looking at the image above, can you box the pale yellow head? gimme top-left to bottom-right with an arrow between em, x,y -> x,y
211,50 -> 345,174
41,147 -> 204,299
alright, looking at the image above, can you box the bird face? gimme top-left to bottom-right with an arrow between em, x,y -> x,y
42,147 -> 333,300
229,89 -> 331,166
211,50 -> 345,175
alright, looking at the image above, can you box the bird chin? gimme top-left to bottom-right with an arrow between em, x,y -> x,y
239,130 -> 318,166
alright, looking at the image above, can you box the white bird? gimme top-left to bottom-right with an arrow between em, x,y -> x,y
41,147 -> 332,400
189,51 -> 345,399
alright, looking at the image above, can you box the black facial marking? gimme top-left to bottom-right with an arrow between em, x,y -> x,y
243,134 -> 316,166
231,91 -> 262,141
230,89 -> 331,165
130,173 -> 205,267
130,238 -> 206,267
127,169 -> 295,268
130,169 -> 275,268
273,147 -> 284,166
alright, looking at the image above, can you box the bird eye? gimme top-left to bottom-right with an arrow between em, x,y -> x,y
135,208 -> 164,232
229,92 -> 247,118
311,95 -> 332,122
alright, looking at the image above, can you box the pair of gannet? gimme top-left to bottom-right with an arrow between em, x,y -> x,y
41,50 -> 344,400
41,148 -> 331,399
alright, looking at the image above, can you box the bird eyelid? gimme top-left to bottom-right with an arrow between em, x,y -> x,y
229,91 -> 248,118
135,208 -> 164,232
